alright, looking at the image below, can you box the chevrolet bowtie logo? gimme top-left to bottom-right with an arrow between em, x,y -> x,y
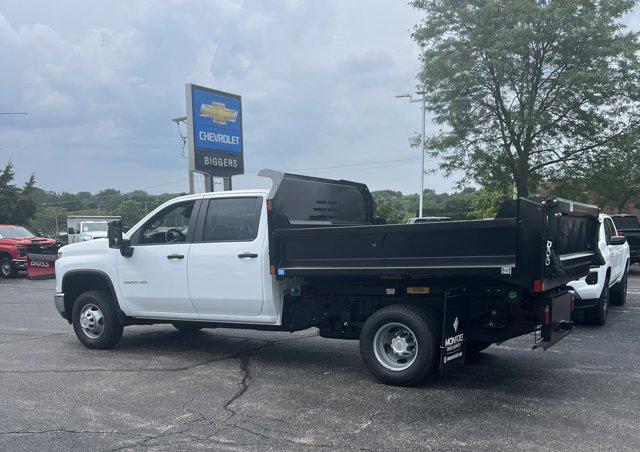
199,102 -> 238,125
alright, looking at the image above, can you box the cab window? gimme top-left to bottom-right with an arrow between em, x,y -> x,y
133,201 -> 195,245
603,218 -> 616,244
201,197 -> 262,242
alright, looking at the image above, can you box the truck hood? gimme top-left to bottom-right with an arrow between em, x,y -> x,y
60,237 -> 109,255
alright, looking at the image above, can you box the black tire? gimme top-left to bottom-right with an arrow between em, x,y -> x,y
610,268 -> 628,306
72,290 -> 123,349
586,278 -> 609,326
0,257 -> 16,278
172,322 -> 203,333
359,304 -> 440,387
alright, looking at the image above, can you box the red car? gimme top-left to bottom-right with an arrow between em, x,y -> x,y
0,225 -> 56,278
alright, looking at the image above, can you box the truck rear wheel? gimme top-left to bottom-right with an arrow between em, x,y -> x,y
72,290 -> 123,349
359,304 -> 440,386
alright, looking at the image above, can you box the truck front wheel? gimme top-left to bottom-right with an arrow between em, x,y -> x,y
0,257 -> 16,278
72,290 -> 123,349
359,304 -> 440,386
586,277 -> 609,326
610,268 -> 628,306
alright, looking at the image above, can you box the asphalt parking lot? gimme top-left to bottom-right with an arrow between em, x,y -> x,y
1,271 -> 640,451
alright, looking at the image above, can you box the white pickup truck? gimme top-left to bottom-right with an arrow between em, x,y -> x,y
567,214 -> 630,325
55,170 -> 601,386
67,216 -> 120,243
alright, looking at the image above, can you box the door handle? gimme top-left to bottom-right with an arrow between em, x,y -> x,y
167,253 -> 185,260
238,253 -> 258,259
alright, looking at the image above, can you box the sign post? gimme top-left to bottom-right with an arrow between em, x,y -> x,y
185,84 -> 244,192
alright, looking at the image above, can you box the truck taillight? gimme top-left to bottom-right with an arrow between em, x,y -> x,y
533,279 -> 543,293
618,230 -> 624,236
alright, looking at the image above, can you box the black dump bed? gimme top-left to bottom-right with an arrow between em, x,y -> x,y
260,170 -> 601,292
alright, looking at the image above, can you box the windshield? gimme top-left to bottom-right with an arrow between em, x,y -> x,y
81,222 -> 109,233
0,226 -> 35,239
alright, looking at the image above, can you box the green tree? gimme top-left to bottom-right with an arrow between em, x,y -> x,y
0,162 -> 37,225
375,197 -> 406,224
551,136 -> 640,211
117,200 -> 145,228
28,207 -> 66,238
411,0 -> 640,196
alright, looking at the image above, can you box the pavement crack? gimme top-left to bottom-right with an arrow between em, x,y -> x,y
224,354 -> 251,419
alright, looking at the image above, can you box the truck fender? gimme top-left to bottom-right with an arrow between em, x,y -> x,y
61,270 -> 127,324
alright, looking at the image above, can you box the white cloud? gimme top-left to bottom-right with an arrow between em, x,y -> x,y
0,1 -> 448,195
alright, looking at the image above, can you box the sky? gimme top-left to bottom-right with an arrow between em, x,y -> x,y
0,1 -> 639,196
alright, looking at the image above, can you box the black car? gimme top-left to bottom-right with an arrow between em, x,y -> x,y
611,214 -> 640,265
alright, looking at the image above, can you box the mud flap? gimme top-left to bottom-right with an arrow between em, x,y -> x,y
533,291 -> 574,350
440,288 -> 467,371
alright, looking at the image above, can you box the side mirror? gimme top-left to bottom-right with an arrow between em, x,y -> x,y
108,221 -> 134,257
609,235 -> 627,246
67,227 -> 75,234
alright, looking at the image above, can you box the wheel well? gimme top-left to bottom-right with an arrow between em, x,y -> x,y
62,272 -> 119,322
0,251 -> 11,259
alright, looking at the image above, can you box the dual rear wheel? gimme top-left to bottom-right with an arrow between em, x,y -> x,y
359,305 -> 441,386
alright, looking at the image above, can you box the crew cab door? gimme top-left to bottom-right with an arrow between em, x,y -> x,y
187,196 -> 266,317
116,200 -> 199,316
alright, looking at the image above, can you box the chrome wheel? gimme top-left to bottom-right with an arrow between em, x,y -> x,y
373,322 -> 418,371
79,304 -> 105,339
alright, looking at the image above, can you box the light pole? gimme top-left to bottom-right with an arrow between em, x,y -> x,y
396,92 -> 427,218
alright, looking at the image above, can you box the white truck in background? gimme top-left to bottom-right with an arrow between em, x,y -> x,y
567,214 -> 630,325
67,215 -> 121,244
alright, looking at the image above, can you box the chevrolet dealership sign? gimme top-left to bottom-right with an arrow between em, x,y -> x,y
186,84 -> 244,178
